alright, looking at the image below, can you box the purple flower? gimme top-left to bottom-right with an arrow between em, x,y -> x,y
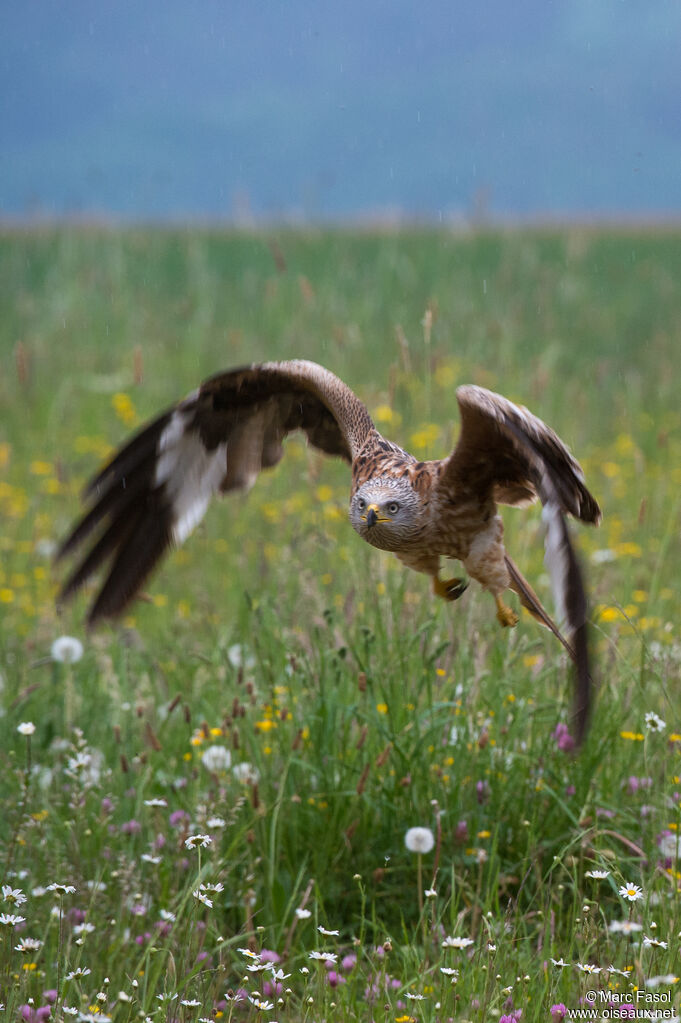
476,779 -> 490,804
100,797 -> 113,814
326,970 -> 346,988
455,820 -> 469,843
341,952 -> 357,971
169,809 -> 190,828
121,819 -> 141,835
552,723 -> 575,753
259,948 -> 280,964
20,1008 -> 51,1022
551,1006 -> 567,1022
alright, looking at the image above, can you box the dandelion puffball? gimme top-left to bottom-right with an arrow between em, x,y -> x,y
50,635 -> 84,664
404,826 -> 435,854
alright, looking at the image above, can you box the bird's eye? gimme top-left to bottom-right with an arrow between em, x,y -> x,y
387,501 -> 400,515
357,498 -> 366,511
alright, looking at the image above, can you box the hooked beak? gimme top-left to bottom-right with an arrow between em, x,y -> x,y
366,503 -> 379,528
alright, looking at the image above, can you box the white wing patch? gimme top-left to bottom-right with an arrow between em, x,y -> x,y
542,501 -> 569,629
155,409 -> 227,546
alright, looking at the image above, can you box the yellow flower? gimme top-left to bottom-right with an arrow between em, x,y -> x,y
255,720 -> 277,732
620,731 -> 645,741
376,703 -> 389,714
29,460 -> 52,476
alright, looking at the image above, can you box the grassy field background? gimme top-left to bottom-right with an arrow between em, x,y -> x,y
1,225 -> 681,1020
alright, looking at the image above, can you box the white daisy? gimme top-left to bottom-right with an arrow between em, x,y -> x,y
184,834 -> 212,850
645,711 -> 666,733
17,722 -> 36,736
619,882 -> 644,902
0,913 -> 26,926
442,936 -> 474,949
585,869 -> 610,879
318,925 -> 339,936
308,950 -> 337,962
643,935 -> 669,949
576,963 -> 601,974
2,885 -> 27,906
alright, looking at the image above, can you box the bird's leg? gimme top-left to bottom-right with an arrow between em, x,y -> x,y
495,594 -> 519,628
432,575 -> 469,602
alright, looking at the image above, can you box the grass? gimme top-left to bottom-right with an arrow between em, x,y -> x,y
1,223 -> 681,1021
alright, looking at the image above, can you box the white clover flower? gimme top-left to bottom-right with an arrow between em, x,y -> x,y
51,636 -> 84,664
184,834 -> 212,850
442,936 -> 474,949
17,722 -> 36,736
232,761 -> 260,784
404,826 -> 435,854
645,711 -> 666,733
619,882 -> 644,902
201,745 -> 232,773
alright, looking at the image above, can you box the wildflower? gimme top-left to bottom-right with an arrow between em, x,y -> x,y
0,913 -> 26,926
440,967 -> 459,977
585,869 -> 610,879
144,797 -> 168,807
608,965 -> 633,977
232,762 -> 260,784
193,888 -> 213,908
404,827 -> 435,854
608,920 -> 642,935
318,926 -> 340,936
207,816 -> 226,829
552,722 -> 575,753
295,907 -> 312,920
405,992 -> 426,1000
17,722 -> 36,736
619,882 -> 644,902
201,745 -> 232,772
576,963 -> 601,974
645,711 -> 666,733
238,948 -> 261,960
141,854 -> 161,864
65,967 -> 91,980
551,1007 -> 568,1022
73,922 -> 95,936
424,887 -> 437,898
2,885 -> 27,906
159,909 -> 176,922
247,995 -> 274,1011
643,935 -> 669,949
550,958 -> 570,968
309,950 -> 337,962
646,974 -> 680,987
185,834 -> 212,849
181,1000 -> 202,1007
50,636 -> 84,664
15,938 -> 42,952
442,936 -> 474,949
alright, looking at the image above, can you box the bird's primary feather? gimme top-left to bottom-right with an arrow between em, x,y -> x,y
57,359 -> 600,744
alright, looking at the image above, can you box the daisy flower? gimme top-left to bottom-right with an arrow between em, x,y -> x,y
185,834 -> 212,849
318,925 -> 339,936
0,913 -> 25,926
550,958 -> 570,968
619,882 -> 644,902
576,963 -> 601,974
46,883 -> 76,895
645,711 -> 666,733
2,885 -> 27,906
442,936 -> 474,949
308,950 -> 337,962
643,935 -> 669,949
192,888 -> 213,908
585,869 -> 610,879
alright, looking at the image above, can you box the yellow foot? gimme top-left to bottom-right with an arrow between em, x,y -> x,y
433,576 -> 469,602
495,595 -> 519,628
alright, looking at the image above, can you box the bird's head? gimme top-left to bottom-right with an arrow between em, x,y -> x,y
349,476 -> 422,551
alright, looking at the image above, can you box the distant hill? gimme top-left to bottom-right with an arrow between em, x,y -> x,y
2,0 -> 681,219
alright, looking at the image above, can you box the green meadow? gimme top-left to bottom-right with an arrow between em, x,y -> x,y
1,225 -> 681,1021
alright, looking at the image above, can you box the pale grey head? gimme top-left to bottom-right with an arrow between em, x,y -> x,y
349,476 -> 423,551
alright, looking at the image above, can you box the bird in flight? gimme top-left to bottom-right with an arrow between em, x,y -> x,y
57,359 -> 600,743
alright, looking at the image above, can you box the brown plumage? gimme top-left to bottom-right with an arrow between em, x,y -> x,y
57,359 -> 601,743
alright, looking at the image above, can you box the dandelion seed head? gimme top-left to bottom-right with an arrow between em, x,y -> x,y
51,636 -> 84,664
404,826 -> 435,854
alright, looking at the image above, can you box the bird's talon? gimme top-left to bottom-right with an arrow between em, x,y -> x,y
495,597 -> 519,628
433,576 -> 469,602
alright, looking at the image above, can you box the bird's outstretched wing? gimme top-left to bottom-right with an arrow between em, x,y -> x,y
440,385 -> 601,743
56,360 -> 373,624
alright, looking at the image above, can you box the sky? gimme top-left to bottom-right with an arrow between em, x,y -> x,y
2,1 -> 681,221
